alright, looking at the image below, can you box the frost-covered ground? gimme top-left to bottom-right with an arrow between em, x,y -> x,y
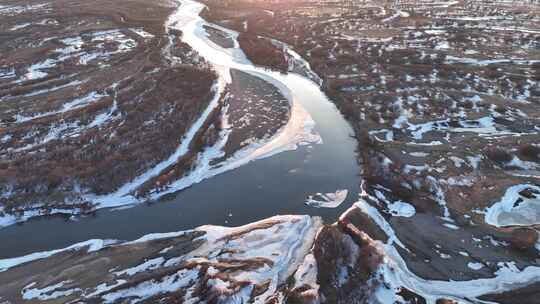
200,0 -> 540,302
3,200 -> 540,303
0,215 -> 325,303
2,0 -> 540,302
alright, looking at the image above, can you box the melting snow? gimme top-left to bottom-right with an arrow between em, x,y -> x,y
86,0 -> 324,210
14,91 -> 107,124
352,198 -> 540,303
22,281 -> 81,300
114,257 -> 165,277
387,201 -> 416,217
102,268 -> 199,303
485,184 -> 540,227
131,28 -> 155,39
0,239 -> 116,272
468,262 -> 484,271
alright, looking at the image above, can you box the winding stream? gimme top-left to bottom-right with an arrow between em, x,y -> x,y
0,0 -> 360,258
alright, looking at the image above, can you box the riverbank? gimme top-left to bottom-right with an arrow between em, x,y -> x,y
4,203 -> 537,303
219,69 -> 290,159
0,213 -> 409,304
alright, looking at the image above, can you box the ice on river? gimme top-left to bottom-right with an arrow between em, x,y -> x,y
484,184 -> 540,227
305,189 -> 349,208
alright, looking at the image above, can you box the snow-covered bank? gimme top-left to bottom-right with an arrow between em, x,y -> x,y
0,215 -> 323,303
348,194 -> 540,303
86,78 -> 226,208
377,242 -> 540,304
5,199 -> 539,303
0,239 -> 116,272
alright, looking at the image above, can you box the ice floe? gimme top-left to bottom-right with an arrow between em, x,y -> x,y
467,262 -> 484,271
305,189 -> 349,208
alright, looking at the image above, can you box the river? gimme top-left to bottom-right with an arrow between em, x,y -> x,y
0,0 -> 360,258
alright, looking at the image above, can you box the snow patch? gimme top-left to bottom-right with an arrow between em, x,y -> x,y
387,201 -> 416,218
485,184 -> 540,227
